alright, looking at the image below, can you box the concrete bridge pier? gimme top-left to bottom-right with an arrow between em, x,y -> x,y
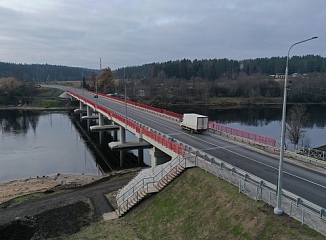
98,113 -> 104,144
87,106 -> 92,116
98,113 -> 104,126
138,138 -> 144,165
150,147 -> 171,167
105,120 -> 117,141
113,122 -> 118,141
74,102 -> 87,119
119,126 -> 126,167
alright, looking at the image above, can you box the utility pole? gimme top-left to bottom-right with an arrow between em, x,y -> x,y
274,36 -> 317,215
124,66 -> 127,128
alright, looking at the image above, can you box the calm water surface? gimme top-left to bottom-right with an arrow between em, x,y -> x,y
169,105 -> 326,149
0,110 -> 101,183
1,105 -> 325,182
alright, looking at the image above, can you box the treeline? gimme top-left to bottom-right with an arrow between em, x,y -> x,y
0,62 -> 98,82
115,55 -> 326,80
136,72 -> 325,104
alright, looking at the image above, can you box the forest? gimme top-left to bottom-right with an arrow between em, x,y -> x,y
115,55 -> 326,80
114,55 -> 326,103
1,55 -> 326,103
0,62 -> 97,82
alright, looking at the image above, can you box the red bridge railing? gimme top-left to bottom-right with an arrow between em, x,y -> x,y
68,90 -> 185,155
208,122 -> 276,147
69,90 -> 276,148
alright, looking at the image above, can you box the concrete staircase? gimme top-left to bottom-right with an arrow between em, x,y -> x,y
115,156 -> 192,217
155,164 -> 185,190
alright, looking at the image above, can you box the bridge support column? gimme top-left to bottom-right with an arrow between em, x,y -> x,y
119,126 -> 126,168
99,113 -> 104,126
79,101 -> 83,109
98,113 -> 104,144
119,126 -> 126,143
114,130 -> 118,141
150,147 -> 171,167
87,106 -> 91,116
138,138 -> 144,165
107,120 -> 117,141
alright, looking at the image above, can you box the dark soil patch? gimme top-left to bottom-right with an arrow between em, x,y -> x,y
0,201 -> 92,240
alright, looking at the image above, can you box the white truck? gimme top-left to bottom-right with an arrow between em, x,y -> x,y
180,113 -> 208,133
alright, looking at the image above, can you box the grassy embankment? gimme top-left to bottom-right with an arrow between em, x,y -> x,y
68,168 -> 322,240
31,88 -> 66,108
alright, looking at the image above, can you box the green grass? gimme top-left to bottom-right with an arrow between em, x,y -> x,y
68,168 -> 324,240
36,88 -> 64,97
34,99 -> 65,107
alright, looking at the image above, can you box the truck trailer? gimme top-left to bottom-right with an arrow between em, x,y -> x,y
180,113 -> 208,133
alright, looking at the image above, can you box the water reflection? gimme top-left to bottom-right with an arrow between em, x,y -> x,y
0,109 -> 148,183
0,110 -> 40,134
70,114 -> 146,169
0,110 -> 101,183
168,105 -> 326,148
169,105 -> 326,128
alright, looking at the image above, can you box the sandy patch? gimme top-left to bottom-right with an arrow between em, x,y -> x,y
0,174 -> 103,204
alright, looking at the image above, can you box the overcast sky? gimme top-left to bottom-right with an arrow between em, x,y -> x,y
0,0 -> 325,70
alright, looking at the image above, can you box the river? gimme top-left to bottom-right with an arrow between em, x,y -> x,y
168,104 -> 326,149
0,110 -> 103,183
1,105 -> 325,183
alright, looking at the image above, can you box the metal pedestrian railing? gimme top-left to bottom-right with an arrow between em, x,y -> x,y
67,89 -> 326,236
114,145 -> 326,236
115,154 -> 188,217
299,147 -> 326,161
191,149 -> 326,236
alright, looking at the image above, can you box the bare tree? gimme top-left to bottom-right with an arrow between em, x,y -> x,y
286,104 -> 309,150
89,71 -> 97,90
0,77 -> 22,96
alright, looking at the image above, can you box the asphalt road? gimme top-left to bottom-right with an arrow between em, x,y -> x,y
63,87 -> 326,209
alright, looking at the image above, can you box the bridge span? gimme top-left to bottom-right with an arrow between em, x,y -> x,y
52,85 -> 326,234
59,87 -> 326,210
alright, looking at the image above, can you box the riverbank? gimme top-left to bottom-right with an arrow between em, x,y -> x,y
0,174 -> 103,204
143,97 -> 326,109
0,168 -> 144,205
0,106 -> 76,110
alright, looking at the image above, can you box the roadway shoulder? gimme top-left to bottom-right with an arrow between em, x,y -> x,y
207,130 -> 326,174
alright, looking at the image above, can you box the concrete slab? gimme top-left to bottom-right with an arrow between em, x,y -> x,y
103,211 -> 118,220
109,141 -> 152,150
147,187 -> 159,193
90,125 -> 120,132
59,92 -> 70,99
74,109 -> 87,114
185,160 -> 196,168
81,115 -> 99,120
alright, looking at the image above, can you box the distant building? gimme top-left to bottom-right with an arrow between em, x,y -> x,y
291,73 -> 303,78
134,85 -> 151,97
275,73 -> 285,79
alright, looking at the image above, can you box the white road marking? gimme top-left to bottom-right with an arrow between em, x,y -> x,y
79,90 -> 326,190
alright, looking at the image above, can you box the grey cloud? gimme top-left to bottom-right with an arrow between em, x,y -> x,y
0,0 -> 325,69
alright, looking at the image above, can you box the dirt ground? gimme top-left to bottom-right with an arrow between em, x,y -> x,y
0,174 -> 103,204
0,201 -> 92,240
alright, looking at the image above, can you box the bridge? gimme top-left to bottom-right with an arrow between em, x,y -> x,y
57,86 -> 326,235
